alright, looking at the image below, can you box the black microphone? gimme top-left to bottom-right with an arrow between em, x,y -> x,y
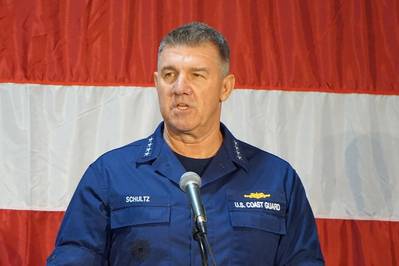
179,171 -> 207,234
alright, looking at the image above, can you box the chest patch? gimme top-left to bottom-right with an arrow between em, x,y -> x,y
125,195 -> 151,203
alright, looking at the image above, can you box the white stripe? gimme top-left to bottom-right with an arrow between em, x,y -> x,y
0,84 -> 162,211
1,83 -> 398,221
224,90 -> 399,221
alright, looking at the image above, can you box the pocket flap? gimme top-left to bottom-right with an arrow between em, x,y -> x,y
111,205 -> 170,229
229,210 -> 286,235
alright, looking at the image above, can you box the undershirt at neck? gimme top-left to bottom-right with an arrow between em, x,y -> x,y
174,153 -> 214,176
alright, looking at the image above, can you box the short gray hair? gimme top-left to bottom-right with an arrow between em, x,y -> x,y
158,22 -> 230,75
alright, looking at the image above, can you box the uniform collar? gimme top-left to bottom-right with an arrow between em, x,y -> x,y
135,122 -> 249,185
136,123 -> 164,164
219,123 -> 249,172
135,123 -> 184,186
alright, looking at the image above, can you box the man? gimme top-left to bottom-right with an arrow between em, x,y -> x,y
48,22 -> 324,265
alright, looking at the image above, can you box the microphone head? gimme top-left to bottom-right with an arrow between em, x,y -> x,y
179,171 -> 201,192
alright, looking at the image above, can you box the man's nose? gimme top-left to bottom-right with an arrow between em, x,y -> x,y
172,74 -> 192,95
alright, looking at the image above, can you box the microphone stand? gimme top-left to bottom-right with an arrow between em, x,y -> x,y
193,226 -> 208,266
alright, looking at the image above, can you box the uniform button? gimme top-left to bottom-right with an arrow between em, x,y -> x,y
131,239 -> 150,262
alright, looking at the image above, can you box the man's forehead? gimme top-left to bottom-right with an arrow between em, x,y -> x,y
157,43 -> 221,68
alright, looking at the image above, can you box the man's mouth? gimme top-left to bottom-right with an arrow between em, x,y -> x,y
176,103 -> 189,110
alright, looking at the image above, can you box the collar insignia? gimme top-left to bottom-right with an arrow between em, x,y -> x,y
143,136 -> 154,157
233,140 -> 243,160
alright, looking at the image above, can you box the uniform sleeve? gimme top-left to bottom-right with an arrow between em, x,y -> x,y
47,163 -> 110,266
275,170 -> 325,266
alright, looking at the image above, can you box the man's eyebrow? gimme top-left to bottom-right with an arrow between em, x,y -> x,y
160,65 -> 177,72
160,66 -> 210,73
190,67 -> 209,73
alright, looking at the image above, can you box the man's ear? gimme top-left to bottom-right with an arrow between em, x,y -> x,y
153,72 -> 159,87
220,74 -> 235,102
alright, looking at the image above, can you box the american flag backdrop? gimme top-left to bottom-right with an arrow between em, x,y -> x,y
0,1 -> 398,265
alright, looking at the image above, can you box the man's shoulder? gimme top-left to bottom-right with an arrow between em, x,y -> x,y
238,140 -> 292,170
93,137 -> 149,167
92,123 -> 165,167
221,124 -> 291,170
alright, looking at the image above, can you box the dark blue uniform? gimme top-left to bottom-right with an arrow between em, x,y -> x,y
47,123 -> 324,265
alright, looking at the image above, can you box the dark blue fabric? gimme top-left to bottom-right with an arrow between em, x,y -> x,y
174,152 -> 213,176
47,122 -> 324,266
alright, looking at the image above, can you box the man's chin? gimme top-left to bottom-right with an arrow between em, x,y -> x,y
164,121 -> 197,134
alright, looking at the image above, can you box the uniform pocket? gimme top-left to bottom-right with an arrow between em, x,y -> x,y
109,204 -> 171,265
228,209 -> 286,265
227,191 -> 287,266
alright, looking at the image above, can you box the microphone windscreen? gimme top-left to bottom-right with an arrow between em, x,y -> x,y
179,171 -> 201,192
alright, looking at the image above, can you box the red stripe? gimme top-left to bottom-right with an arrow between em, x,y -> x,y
316,218 -> 399,266
1,209 -> 398,266
0,209 -> 64,266
0,1 -> 398,95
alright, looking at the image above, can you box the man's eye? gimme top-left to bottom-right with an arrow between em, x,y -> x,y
193,73 -> 204,79
163,72 -> 175,79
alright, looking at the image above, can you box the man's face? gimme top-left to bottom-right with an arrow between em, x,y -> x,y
154,43 -> 234,136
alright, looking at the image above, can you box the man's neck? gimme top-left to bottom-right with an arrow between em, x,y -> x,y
163,124 -> 223,159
